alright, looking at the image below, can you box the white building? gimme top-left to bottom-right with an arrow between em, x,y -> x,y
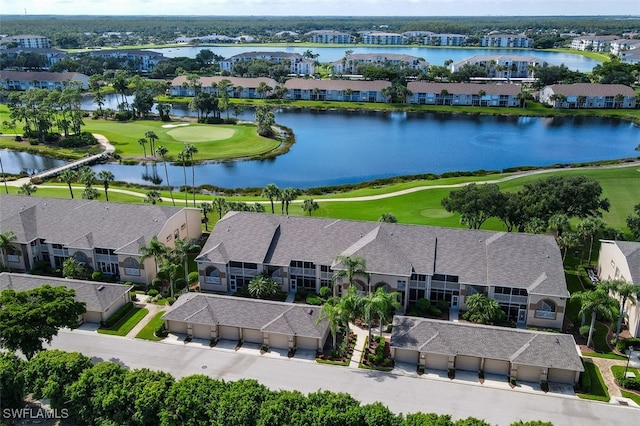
481,34 -> 533,48
305,30 -> 355,44
332,53 -> 428,75
1,34 -> 51,49
424,34 -> 467,47
361,32 -> 406,45
570,35 -> 618,52
220,51 -> 315,75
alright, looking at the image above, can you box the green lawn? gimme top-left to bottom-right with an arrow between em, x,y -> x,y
97,307 -> 148,336
578,361 -> 610,402
611,366 -> 640,405
135,310 -> 166,341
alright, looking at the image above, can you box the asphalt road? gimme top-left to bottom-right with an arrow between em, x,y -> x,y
47,329 -> 638,426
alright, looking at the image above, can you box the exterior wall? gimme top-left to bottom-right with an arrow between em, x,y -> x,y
483,358 -> 510,375
548,368 -> 579,384
266,333 -> 290,349
393,348 -> 419,364
513,364 -> 542,382
103,292 -> 131,323
424,353 -> 449,370
243,328 -> 264,344
83,311 -> 103,323
166,319 -> 188,334
526,293 -> 566,329
455,355 -> 481,372
540,87 -> 637,109
296,336 -> 321,351
199,262 -> 228,292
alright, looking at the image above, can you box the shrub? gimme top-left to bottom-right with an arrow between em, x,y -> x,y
60,132 -> 98,148
295,288 -> 308,302
415,298 -> 431,314
188,271 -> 199,285
261,344 -> 269,352
14,135 -> 22,141
154,322 -> 166,337
579,325 -> 591,338
103,301 -> 133,327
616,337 -> 640,353
319,286 -> 332,298
306,295 -> 323,305
174,278 -> 186,291
448,369 -> 456,379
43,132 -> 59,143
91,271 -> 106,281
115,111 -> 133,121
580,368 -> 592,393
147,289 -> 159,297
223,118 -> 238,125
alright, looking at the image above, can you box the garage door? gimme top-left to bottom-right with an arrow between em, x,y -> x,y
425,354 -> 449,371
456,355 -> 481,372
167,320 -> 187,334
394,348 -> 418,364
243,328 -> 263,344
548,368 -> 577,384
515,365 -> 541,383
192,324 -> 211,340
219,325 -> 240,341
268,333 -> 290,350
84,311 -> 102,324
297,336 -> 318,351
484,358 -> 510,376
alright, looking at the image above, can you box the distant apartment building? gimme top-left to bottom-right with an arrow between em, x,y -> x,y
1,47 -> 68,69
220,51 -> 315,75
170,76 -> 279,99
361,32 -> 406,45
480,33 -> 533,48
450,55 -> 549,79
539,83 -> 637,109
610,38 -> 640,55
407,82 -> 521,107
305,30 -> 355,44
424,34 -> 467,47
1,34 -> 51,49
570,35 -> 618,52
0,71 -> 90,91
283,78 -> 391,102
332,53 -> 428,75
85,49 -> 166,73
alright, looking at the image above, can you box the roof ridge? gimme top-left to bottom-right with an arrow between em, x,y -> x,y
510,334 -> 536,361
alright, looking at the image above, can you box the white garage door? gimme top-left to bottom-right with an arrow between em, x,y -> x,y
394,348 -> 418,364
456,355 -> 481,372
484,359 -> 510,376
268,333 -> 290,350
548,368 -> 577,384
192,324 -> 211,340
297,336 -> 319,351
425,354 -> 449,371
516,365 -> 541,383
243,329 -> 264,344
84,311 -> 102,324
167,320 -> 187,334
219,325 -> 240,341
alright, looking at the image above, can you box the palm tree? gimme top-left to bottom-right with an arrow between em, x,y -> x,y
332,255 -> 368,297
177,149 -> 189,206
139,235 -> 167,277
278,187 -> 299,215
212,197 -> 227,219
145,131 -> 159,158
0,230 -> 17,272
577,218 -> 604,264
378,213 -> 397,223
182,144 -> 198,207
248,274 -> 280,299
317,298 -> 344,349
361,288 -> 401,343
57,169 -> 77,199
18,182 -> 37,196
262,183 -> 281,214
98,170 -> 114,202
144,190 -> 162,205
200,202 -> 213,231
138,138 -> 148,157
571,284 -> 618,348
172,237 -> 200,285
301,198 -> 319,216
548,213 -> 570,237
159,260 -> 179,298
604,280 -> 640,343
557,232 -> 580,262
155,145 -> 175,206
576,95 -> 587,109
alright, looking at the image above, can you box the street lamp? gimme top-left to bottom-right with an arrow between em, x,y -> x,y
624,346 -> 634,379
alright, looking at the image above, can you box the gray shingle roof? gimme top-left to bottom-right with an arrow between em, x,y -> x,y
283,78 -> 391,91
546,83 -> 635,97
391,316 -> 583,372
0,195 -> 190,254
198,212 -> 567,297
162,293 -> 328,339
407,82 -> 522,96
614,241 -> 640,284
0,272 -> 132,313
170,75 -> 278,89
0,71 -> 87,82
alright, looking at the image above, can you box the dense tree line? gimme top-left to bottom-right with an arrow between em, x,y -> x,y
0,349 -> 552,426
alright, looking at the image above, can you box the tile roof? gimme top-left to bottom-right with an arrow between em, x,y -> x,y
162,293 -> 328,339
390,316 -> 583,372
545,83 -> 636,97
0,194 -> 191,254
283,78 -> 391,91
0,272 -> 132,313
407,82 -> 521,96
197,212 -> 568,297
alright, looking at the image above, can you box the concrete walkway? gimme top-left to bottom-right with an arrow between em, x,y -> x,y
125,295 -> 166,338
586,354 -> 640,407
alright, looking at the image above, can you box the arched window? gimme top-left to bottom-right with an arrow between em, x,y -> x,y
205,266 -> 220,284
124,257 -> 140,276
535,299 -> 556,319
73,251 -> 88,264
374,281 -> 391,292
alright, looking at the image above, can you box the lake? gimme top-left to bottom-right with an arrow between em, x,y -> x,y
5,109 -> 637,190
148,45 -> 600,72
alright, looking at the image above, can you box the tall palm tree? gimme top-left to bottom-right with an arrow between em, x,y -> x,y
278,187 -> 299,215
548,213 -> 570,237
57,169 -> 77,199
159,260 -> 178,298
604,279 -> 640,342
331,255 -> 368,297
212,197 -> 227,219
571,284 -> 618,348
0,230 -> 17,272
18,182 -> 37,196
145,131 -> 159,158
155,145 -> 175,206
144,190 -> 162,205
577,218 -> 604,264
557,232 -> 580,262
177,149 -> 189,206
301,198 -> 319,216
200,202 -> 213,231
172,237 -> 200,285
139,235 -> 167,278
317,298 -> 344,349
138,138 -> 148,157
98,170 -> 114,202
262,183 -> 280,214
182,144 -> 198,207
361,288 -> 401,343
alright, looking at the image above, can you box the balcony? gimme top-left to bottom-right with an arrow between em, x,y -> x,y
289,267 -> 316,277
493,294 -> 528,305
124,268 -> 141,276
535,310 -> 556,320
204,276 -> 221,285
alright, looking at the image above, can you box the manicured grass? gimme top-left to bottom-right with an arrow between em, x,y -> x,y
577,361 -> 610,402
97,307 -> 148,336
621,390 -> 640,405
611,366 -> 640,404
593,322 -> 611,354
582,351 -> 628,361
135,310 -> 166,341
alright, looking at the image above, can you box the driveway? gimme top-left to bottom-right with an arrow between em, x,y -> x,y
47,329 -> 639,426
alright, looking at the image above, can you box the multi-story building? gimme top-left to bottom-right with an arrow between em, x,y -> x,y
196,212 -> 569,329
304,30 -> 355,44
1,34 -> 51,49
85,49 -> 166,73
361,32 -> 406,45
450,55 -> 549,79
424,34 -> 468,46
539,83 -> 637,109
1,47 -> 68,70
283,78 -> 391,102
170,75 -> 279,98
331,53 -> 429,75
480,33 -> 533,48
570,35 -> 618,52
610,38 -> 640,55
220,51 -> 315,75
0,195 -> 202,286
0,71 -> 90,91
407,82 -> 521,107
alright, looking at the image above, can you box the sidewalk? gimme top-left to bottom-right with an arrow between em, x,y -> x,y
586,355 -> 639,407
125,295 -> 166,338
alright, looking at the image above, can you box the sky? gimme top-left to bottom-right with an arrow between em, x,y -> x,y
1,0 -> 639,17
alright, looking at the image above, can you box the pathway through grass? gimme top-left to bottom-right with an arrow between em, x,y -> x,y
98,307 -> 149,336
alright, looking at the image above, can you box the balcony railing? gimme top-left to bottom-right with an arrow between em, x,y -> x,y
52,248 -> 68,257
535,310 -> 556,320
204,276 -> 221,284
124,268 -> 141,276
289,267 -> 316,277
493,294 -> 528,305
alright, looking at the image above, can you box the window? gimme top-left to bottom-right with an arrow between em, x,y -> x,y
205,266 -> 221,284
124,257 -> 140,276
73,251 -> 89,264
535,299 -> 557,319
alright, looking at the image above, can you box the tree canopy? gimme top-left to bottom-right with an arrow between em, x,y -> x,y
0,285 -> 86,359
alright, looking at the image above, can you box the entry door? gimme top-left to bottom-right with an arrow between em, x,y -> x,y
229,278 -> 237,293
517,309 -> 527,324
451,296 -> 459,308
290,278 -> 297,292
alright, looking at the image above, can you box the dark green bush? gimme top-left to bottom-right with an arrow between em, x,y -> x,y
104,301 -> 133,327
580,368 -> 592,393
306,295 -> 323,305
60,132 -> 98,148
154,322 -> 166,337
616,337 -> 640,353
147,289 -> 159,297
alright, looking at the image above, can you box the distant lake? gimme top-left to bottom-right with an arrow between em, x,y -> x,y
148,45 -> 600,72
